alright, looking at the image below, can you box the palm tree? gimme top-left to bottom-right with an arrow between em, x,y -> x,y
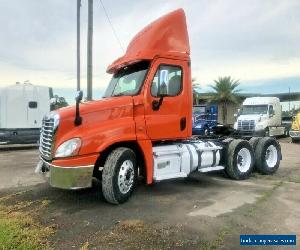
192,78 -> 201,105
209,76 -> 240,124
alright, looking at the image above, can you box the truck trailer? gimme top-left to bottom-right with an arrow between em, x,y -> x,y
0,83 -> 53,144
234,97 -> 289,137
36,9 -> 282,204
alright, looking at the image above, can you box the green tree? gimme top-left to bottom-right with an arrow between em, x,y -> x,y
52,95 -> 69,110
209,76 -> 241,124
192,78 -> 201,105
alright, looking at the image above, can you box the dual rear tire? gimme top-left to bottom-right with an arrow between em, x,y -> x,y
225,137 -> 281,180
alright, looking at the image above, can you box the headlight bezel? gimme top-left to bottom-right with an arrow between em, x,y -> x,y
54,138 -> 82,158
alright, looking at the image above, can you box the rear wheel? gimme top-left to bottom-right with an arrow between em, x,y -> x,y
102,147 -> 138,204
225,139 -> 255,180
254,137 -> 281,174
249,137 -> 262,151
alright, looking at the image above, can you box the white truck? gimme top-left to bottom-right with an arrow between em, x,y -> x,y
234,97 -> 288,137
0,83 -> 53,144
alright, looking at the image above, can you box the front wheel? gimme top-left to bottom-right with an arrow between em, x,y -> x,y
254,137 -> 281,174
102,147 -> 138,204
225,139 -> 255,180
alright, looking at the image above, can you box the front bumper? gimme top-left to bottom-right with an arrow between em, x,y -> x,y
233,129 -> 265,137
35,158 -> 94,190
289,130 -> 300,139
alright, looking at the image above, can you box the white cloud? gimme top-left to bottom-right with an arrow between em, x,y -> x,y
0,0 -> 299,90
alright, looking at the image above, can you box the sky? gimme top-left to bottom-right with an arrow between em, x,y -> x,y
0,0 -> 300,106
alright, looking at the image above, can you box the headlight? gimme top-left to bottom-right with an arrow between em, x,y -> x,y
55,138 -> 82,158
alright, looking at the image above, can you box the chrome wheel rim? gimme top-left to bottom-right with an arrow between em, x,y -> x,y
237,148 -> 252,173
265,145 -> 278,168
118,160 -> 134,194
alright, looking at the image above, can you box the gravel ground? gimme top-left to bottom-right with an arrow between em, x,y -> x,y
0,138 -> 299,249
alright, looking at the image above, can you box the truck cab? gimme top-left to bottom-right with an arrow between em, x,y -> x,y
192,105 -> 217,135
36,9 -> 282,204
234,97 -> 286,137
290,112 -> 300,142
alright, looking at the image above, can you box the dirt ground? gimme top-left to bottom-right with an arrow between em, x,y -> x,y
0,138 -> 299,249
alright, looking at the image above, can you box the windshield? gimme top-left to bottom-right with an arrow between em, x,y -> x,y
241,105 -> 268,115
103,61 -> 150,97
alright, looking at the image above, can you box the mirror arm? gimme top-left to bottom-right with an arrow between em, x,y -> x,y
74,90 -> 83,126
74,100 -> 82,126
152,95 -> 165,111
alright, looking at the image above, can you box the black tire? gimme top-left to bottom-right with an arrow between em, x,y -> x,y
254,137 -> 281,175
291,138 -> 299,143
284,127 -> 289,137
102,147 -> 137,204
225,139 -> 255,180
249,137 -> 262,152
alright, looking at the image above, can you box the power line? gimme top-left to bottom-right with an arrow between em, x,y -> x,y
99,0 -> 124,52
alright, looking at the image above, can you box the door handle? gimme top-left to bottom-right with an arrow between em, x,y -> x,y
180,117 -> 186,131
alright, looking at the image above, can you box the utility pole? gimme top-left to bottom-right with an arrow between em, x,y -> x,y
87,0 -> 93,100
76,0 -> 81,91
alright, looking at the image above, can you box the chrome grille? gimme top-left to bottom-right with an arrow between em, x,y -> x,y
39,117 -> 55,160
238,120 -> 255,131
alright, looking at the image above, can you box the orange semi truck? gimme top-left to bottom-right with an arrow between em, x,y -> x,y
36,9 -> 282,204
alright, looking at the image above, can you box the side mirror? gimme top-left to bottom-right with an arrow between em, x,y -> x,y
234,113 -> 238,118
75,90 -> 83,102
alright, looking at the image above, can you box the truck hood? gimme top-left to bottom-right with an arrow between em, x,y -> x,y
237,114 -> 267,122
57,96 -> 133,119
54,96 -> 134,149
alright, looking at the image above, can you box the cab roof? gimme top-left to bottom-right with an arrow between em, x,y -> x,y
107,9 -> 190,74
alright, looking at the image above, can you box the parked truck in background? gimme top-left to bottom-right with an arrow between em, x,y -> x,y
36,9 -> 282,204
0,83 -> 53,144
234,97 -> 289,137
289,112 -> 300,143
192,105 -> 217,135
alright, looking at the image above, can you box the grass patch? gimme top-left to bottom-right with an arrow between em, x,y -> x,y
247,181 -> 283,217
0,194 -> 54,250
199,228 -> 230,250
288,176 -> 300,184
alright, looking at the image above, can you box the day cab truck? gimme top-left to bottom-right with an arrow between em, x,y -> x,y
192,105 -> 218,136
289,112 -> 300,143
234,97 -> 289,137
36,9 -> 282,204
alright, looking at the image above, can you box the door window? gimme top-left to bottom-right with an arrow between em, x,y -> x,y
269,105 -> 274,115
151,65 -> 182,97
28,101 -> 38,109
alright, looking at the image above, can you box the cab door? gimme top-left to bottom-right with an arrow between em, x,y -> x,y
144,58 -> 191,140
